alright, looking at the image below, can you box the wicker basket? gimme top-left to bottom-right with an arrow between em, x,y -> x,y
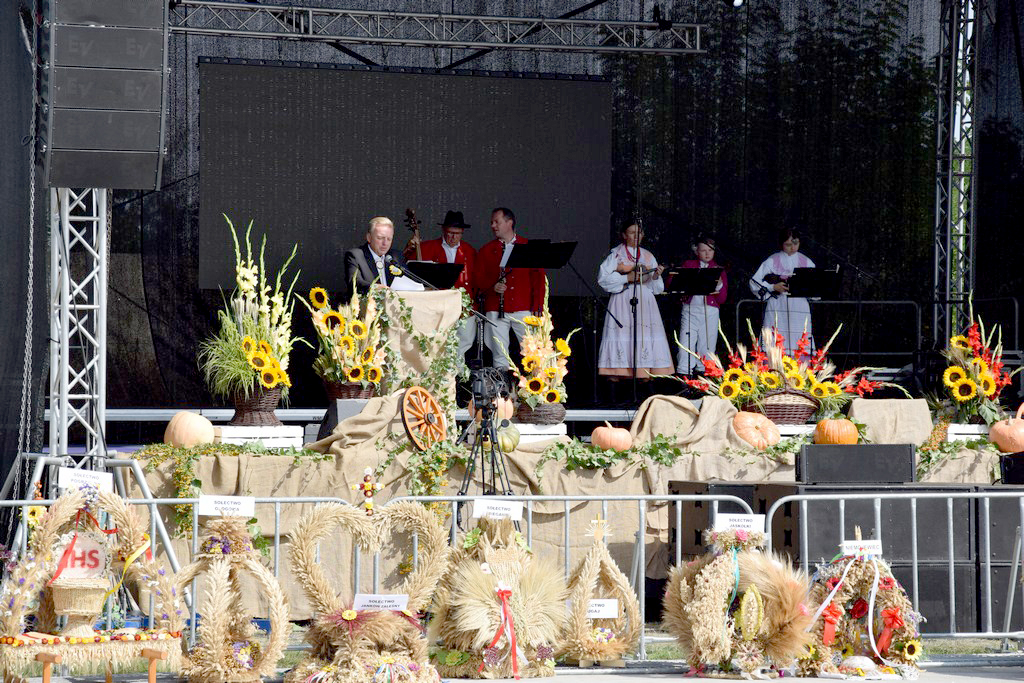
51,577 -> 109,637
516,402 -> 566,425
744,388 -> 819,425
324,380 -> 374,400
230,386 -> 283,426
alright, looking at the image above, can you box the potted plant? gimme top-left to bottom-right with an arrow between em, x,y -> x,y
302,279 -> 389,399
199,216 -> 303,426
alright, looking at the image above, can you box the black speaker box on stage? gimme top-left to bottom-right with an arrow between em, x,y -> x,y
888,562 -> 978,633
39,0 -> 168,189
796,444 -> 916,484
753,483 -> 976,564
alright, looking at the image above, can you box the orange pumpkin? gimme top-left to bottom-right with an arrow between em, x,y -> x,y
467,396 -> 515,422
813,417 -> 858,445
591,421 -> 633,452
164,411 -> 215,448
733,411 -> 781,450
990,404 -> 1024,453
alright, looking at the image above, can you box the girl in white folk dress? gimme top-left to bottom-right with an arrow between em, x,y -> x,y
597,222 -> 675,380
750,227 -> 816,355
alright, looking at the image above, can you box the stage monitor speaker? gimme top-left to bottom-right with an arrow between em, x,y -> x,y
39,0 -> 168,190
796,444 -> 916,484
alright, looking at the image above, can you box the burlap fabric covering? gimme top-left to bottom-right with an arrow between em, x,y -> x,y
127,395 -> 997,618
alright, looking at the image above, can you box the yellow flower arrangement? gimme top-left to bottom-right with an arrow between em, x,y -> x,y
950,335 -> 971,351
723,368 -> 745,383
241,336 -> 256,355
258,340 -> 273,355
810,384 -> 828,399
737,375 -> 756,395
786,373 -> 806,390
942,366 -> 966,388
971,357 -> 989,374
303,277 -> 389,389
979,372 -> 996,397
952,378 -> 977,402
309,287 -> 329,309
248,350 -> 270,371
503,279 -> 578,409
759,371 -> 782,389
719,381 -> 741,400
259,369 -> 279,389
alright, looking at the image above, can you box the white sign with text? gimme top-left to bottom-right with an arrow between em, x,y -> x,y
472,498 -> 523,521
196,495 -> 255,518
57,467 -> 113,494
353,594 -> 410,611
57,534 -> 109,579
713,513 -> 766,532
841,539 -> 883,556
586,599 -> 619,619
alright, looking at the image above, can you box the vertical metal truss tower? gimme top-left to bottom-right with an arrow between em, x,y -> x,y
934,0 -> 980,343
49,188 -> 108,461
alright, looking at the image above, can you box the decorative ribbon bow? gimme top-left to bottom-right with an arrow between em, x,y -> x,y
479,584 -> 522,679
821,602 -> 844,645
876,607 -> 904,653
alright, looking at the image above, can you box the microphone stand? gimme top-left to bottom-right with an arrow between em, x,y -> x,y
629,221 -> 644,404
565,259 -> 622,406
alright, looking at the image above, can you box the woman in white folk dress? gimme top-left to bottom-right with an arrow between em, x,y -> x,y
749,227 -> 816,355
597,222 -> 675,380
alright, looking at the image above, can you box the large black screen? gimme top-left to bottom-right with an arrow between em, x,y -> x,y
198,61 -> 612,296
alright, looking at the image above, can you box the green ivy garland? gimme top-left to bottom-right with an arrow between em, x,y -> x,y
531,434 -> 697,490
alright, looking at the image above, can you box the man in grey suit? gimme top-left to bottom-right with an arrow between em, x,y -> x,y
343,216 -> 406,295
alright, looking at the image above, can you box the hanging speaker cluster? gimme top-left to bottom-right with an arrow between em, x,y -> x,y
38,0 -> 168,189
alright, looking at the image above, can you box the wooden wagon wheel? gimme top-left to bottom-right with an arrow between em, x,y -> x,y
401,385 -> 446,450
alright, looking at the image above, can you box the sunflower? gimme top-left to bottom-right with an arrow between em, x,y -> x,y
810,383 -> 828,399
527,377 -> 545,394
950,335 -> 971,351
719,380 -> 741,400
241,336 -> 257,355
258,340 -> 273,355
323,312 -> 345,331
278,369 -> 292,388
523,315 -> 543,327
737,375 -> 756,395
723,368 -> 746,383
545,389 -> 561,403
367,366 -> 383,383
25,505 -> 46,528
971,357 -> 990,375
248,350 -> 270,371
823,381 -> 842,396
544,367 -> 558,379
781,357 -> 798,374
259,369 -> 280,389
900,639 -> 922,661
309,287 -> 329,309
840,643 -> 856,659
555,338 -> 571,356
979,371 -> 997,397
522,355 -> 542,373
759,371 -> 782,389
347,365 -> 364,382
350,320 -> 368,340
360,347 -> 374,364
952,378 -> 978,402
339,335 -> 356,355
942,365 -> 967,388
786,373 -> 806,390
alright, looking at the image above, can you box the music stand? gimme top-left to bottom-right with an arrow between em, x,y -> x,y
405,261 -> 465,290
503,240 -> 578,270
787,267 -> 841,299
664,267 -> 723,296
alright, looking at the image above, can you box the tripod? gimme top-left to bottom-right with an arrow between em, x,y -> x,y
455,369 -> 516,529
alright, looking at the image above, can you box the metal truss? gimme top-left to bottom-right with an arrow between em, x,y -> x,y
49,188 -> 108,461
934,0 -> 979,343
168,1 -> 705,56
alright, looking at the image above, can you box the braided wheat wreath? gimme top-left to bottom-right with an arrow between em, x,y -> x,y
286,502 -> 450,683
0,491 -> 184,678
176,518 -> 289,683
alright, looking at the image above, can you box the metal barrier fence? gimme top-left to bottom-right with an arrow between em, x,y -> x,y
5,490 -> 1024,657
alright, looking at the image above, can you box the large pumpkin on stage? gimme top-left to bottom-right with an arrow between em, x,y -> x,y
164,411 -> 215,448
733,411 -> 780,450
991,405 -> 1024,453
813,417 -> 858,445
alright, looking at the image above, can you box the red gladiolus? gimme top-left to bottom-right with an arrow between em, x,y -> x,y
702,357 -> 724,378
968,323 -> 982,352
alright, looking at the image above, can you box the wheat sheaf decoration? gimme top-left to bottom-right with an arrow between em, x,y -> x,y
285,501 -> 450,683
176,517 -> 289,683
428,518 -> 567,680
662,528 -> 814,677
559,518 -> 641,667
0,490 -> 183,678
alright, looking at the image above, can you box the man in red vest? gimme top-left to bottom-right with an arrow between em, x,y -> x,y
474,207 -> 545,369
405,210 -> 478,360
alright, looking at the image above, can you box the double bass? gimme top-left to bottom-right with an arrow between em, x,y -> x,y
404,208 -> 422,261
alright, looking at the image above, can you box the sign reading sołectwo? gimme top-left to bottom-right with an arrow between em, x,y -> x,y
712,513 -> 766,532
586,599 -> 619,619
353,594 -> 410,611
472,498 -> 523,521
196,495 -> 255,518
57,467 -> 114,494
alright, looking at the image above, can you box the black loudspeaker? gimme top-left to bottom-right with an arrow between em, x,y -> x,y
316,399 -> 371,441
974,485 -> 1024,563
796,444 -> 916,484
754,483 -> 976,564
39,0 -> 167,189
666,480 -> 763,558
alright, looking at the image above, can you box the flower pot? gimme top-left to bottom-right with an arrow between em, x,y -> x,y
230,386 -> 282,426
324,379 -> 374,400
516,402 -> 566,425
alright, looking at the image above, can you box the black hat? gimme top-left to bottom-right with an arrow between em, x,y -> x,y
438,210 -> 470,229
